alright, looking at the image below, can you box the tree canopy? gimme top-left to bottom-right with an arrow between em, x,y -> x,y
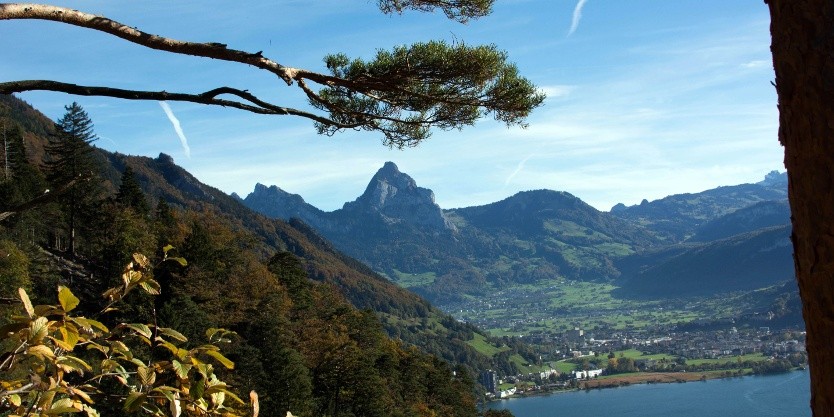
0,2 -> 543,148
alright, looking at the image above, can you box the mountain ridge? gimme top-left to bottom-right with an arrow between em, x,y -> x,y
243,161 -> 790,305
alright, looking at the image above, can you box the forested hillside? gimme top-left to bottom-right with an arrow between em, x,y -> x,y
0,94 -> 521,417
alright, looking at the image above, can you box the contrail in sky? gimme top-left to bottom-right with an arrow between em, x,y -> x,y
159,101 -> 191,159
505,154 -> 535,186
568,0 -> 589,37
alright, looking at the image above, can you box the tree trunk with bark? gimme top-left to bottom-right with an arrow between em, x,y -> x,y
768,0 -> 834,415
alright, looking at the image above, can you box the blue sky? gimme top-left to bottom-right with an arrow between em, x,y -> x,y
1,1 -> 781,211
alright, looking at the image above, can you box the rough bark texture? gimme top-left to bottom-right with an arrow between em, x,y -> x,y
768,0 -> 834,415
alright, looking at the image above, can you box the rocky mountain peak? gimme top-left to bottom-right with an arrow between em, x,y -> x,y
611,202 -> 627,213
156,153 -> 175,165
344,162 -> 455,231
253,182 -> 282,195
355,162 -> 431,208
242,182 -> 320,222
378,161 -> 402,177
759,170 -> 788,189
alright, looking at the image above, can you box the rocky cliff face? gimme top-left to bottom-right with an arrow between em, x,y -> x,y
341,162 -> 456,232
242,183 -> 323,225
242,161 -> 456,233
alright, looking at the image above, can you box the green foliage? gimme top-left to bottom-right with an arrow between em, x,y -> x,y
376,0 -> 494,23
241,290 -> 313,417
43,102 -> 104,255
606,357 -> 636,374
1,122 -> 28,183
0,117 -> 49,238
116,165 -> 149,215
94,203 -> 158,288
267,252 -> 312,311
43,102 -> 99,187
0,239 -> 31,297
315,41 -> 544,148
0,256 -> 253,417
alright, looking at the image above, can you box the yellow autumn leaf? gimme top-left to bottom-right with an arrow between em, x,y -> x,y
57,286 -> 80,312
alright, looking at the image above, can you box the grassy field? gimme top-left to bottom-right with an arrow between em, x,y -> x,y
466,332 -> 560,375
466,333 -> 510,357
390,269 -> 437,288
606,350 -> 769,366
687,353 -> 767,366
583,371 -> 729,388
615,348 -> 676,361
448,278 -> 767,336
552,360 -> 578,373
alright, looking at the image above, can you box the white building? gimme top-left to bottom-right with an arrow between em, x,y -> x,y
572,369 -> 603,379
499,387 -> 517,398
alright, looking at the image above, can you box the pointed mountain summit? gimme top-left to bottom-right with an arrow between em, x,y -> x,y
343,162 -> 455,231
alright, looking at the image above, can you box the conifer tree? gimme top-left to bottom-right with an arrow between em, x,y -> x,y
0,122 -> 28,201
116,165 -> 149,215
0,119 -> 48,237
43,102 -> 102,255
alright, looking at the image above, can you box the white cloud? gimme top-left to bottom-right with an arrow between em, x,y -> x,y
158,101 -> 191,159
539,85 -> 575,100
568,0 -> 589,37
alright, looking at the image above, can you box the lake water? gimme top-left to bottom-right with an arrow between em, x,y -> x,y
487,371 -> 810,417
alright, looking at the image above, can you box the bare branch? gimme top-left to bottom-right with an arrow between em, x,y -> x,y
0,175 -> 83,221
0,382 -> 34,399
0,80 -> 356,128
0,3 -> 298,84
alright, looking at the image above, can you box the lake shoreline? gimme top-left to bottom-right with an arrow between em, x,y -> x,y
494,368 -> 806,402
486,370 -> 811,417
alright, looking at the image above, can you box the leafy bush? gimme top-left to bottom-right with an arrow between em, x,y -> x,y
0,251 -> 256,417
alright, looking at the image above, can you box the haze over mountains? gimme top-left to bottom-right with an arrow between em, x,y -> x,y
242,162 -> 792,305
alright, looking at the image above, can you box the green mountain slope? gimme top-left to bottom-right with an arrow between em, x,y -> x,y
688,200 -> 790,242
615,225 -> 794,298
0,94 -> 531,415
449,189 -> 660,279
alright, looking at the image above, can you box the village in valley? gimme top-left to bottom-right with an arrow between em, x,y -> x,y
477,323 -> 807,400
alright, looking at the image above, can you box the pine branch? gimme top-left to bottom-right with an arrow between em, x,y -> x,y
377,0 -> 495,23
0,3 -> 544,147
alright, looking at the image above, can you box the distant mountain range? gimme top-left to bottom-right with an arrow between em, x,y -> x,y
242,162 -> 792,304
